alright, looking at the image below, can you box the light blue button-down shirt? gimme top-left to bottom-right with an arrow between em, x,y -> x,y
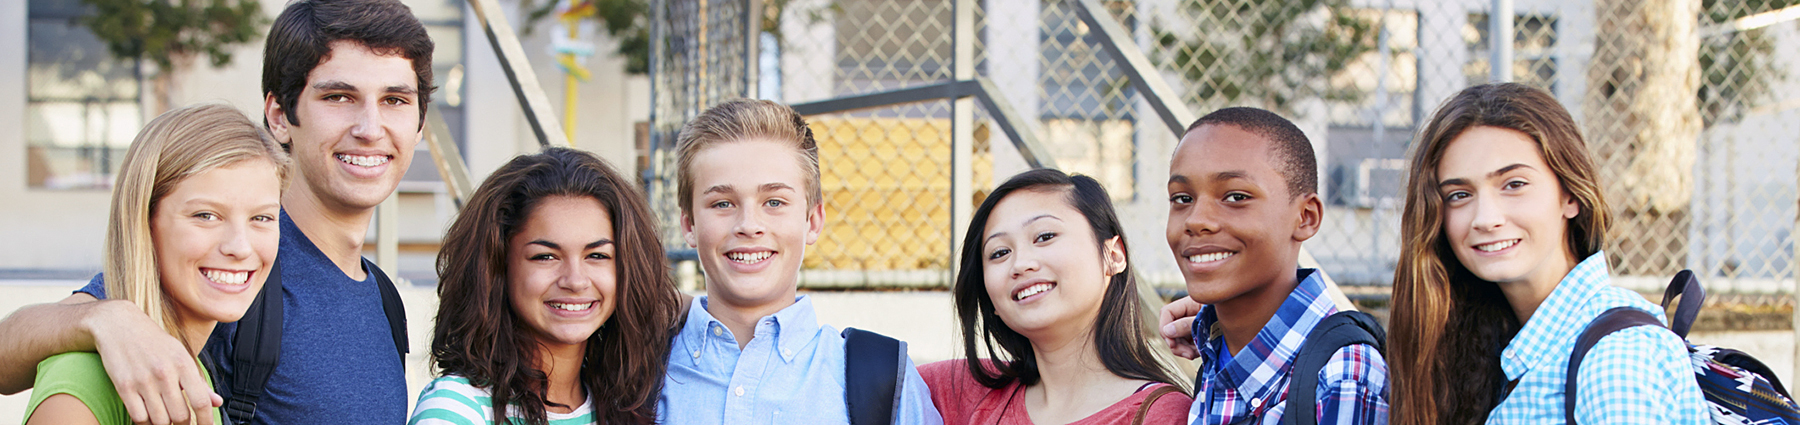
658,295 -> 944,425
1485,252 -> 1706,424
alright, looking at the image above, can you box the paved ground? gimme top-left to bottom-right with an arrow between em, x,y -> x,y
1,281 -> 1794,419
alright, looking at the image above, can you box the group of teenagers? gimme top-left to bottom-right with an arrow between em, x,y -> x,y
0,0 -> 1713,424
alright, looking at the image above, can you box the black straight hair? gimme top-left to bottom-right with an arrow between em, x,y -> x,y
953,168 -> 1183,390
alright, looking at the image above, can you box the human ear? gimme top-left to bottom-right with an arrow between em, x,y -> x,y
1562,192 -> 1580,220
264,94 -> 291,144
1292,193 -> 1323,242
1101,236 -> 1128,276
804,201 -> 826,245
681,213 -> 698,248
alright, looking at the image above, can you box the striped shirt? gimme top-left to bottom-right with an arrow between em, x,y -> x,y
1189,269 -> 1389,425
408,374 -> 595,425
1484,252 -> 1706,424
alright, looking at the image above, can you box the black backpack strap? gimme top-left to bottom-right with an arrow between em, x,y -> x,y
364,260 -> 409,359
1283,311 -> 1386,425
1659,270 -> 1703,338
224,258 -> 284,425
842,327 -> 902,425
1563,307 -> 1663,425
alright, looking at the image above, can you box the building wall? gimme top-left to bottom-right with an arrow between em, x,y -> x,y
0,0 -> 650,272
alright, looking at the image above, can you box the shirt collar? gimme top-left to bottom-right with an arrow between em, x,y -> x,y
1500,251 -> 1610,380
1194,269 -> 1337,396
675,294 -> 822,364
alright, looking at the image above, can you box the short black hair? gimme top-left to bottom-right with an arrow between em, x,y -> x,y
1184,107 -> 1317,198
263,0 -> 435,131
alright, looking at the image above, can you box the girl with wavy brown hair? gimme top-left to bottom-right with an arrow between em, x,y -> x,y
411,147 -> 682,424
1388,83 -> 1704,424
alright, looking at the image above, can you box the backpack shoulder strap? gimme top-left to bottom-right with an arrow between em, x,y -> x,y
364,260 -> 409,359
1131,384 -> 1181,425
224,258 -> 284,425
1563,306 -> 1663,425
1283,310 -> 1386,425
842,327 -> 903,425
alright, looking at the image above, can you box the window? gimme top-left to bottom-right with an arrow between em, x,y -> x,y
1465,12 -> 1560,91
26,0 -> 143,190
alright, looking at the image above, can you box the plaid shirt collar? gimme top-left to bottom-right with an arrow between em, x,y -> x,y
1192,268 -> 1338,419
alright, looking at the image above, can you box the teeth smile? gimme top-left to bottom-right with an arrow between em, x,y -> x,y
1477,239 -> 1519,252
548,302 -> 594,311
727,251 -> 772,264
337,154 -> 390,167
1187,252 -> 1235,263
1013,283 -> 1054,301
204,269 -> 249,285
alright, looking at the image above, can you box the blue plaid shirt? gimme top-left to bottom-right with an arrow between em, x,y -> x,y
1485,252 -> 1706,424
1189,269 -> 1389,425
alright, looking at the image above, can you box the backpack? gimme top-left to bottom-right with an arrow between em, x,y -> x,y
1283,310 -> 1387,425
673,297 -> 907,424
213,257 -> 409,425
1565,270 -> 1800,425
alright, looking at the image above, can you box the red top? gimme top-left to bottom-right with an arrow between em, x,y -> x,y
919,359 -> 1194,425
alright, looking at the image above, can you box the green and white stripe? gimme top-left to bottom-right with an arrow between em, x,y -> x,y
409,375 -> 596,425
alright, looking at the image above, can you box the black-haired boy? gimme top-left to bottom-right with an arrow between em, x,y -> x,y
1165,107 -> 1388,424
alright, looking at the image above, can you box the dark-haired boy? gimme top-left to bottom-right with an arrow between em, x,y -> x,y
1164,107 -> 1388,424
0,1 -> 433,424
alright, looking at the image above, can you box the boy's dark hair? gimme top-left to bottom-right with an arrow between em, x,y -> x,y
1185,107 -> 1317,198
263,0 -> 435,131
953,168 -> 1184,392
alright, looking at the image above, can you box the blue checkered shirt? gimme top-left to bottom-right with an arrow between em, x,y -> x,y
1485,252 -> 1707,424
1188,269 -> 1390,425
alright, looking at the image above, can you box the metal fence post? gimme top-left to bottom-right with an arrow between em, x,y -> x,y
1490,0 -> 1514,82
950,0 -> 976,280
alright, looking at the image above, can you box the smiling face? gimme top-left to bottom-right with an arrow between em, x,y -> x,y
980,189 -> 1125,337
267,40 -> 422,213
681,138 -> 823,310
152,160 -> 282,327
1166,124 -> 1321,307
1437,126 -> 1581,293
507,195 -> 619,351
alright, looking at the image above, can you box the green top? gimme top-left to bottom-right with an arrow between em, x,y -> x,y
24,352 -> 222,425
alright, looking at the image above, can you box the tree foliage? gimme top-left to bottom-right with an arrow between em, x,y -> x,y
79,0 -> 265,71
1697,0 -> 1794,125
1151,0 -> 1378,115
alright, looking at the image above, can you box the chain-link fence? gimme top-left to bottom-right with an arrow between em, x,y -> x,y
650,0 -> 1800,296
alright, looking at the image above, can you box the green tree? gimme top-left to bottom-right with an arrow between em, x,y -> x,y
79,0 -> 266,113
1151,0 -> 1378,116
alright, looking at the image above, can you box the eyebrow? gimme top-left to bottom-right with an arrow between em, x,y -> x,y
982,214 -> 1061,246
702,184 -> 735,196
312,81 -> 417,95
761,182 -> 796,193
181,198 -> 280,212
1439,163 -> 1535,187
526,239 -> 615,251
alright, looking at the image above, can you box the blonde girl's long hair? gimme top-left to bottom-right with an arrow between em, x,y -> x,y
1389,83 -> 1611,425
104,103 -> 288,351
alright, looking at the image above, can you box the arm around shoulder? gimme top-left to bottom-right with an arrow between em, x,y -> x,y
0,292 -> 105,394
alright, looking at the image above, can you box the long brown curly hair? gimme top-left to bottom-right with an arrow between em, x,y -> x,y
1389,83 -> 1611,425
431,147 -> 682,424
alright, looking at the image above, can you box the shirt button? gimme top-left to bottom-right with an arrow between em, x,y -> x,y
691,350 -> 701,359
781,349 -> 792,357
712,326 -> 722,337
734,386 -> 746,396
